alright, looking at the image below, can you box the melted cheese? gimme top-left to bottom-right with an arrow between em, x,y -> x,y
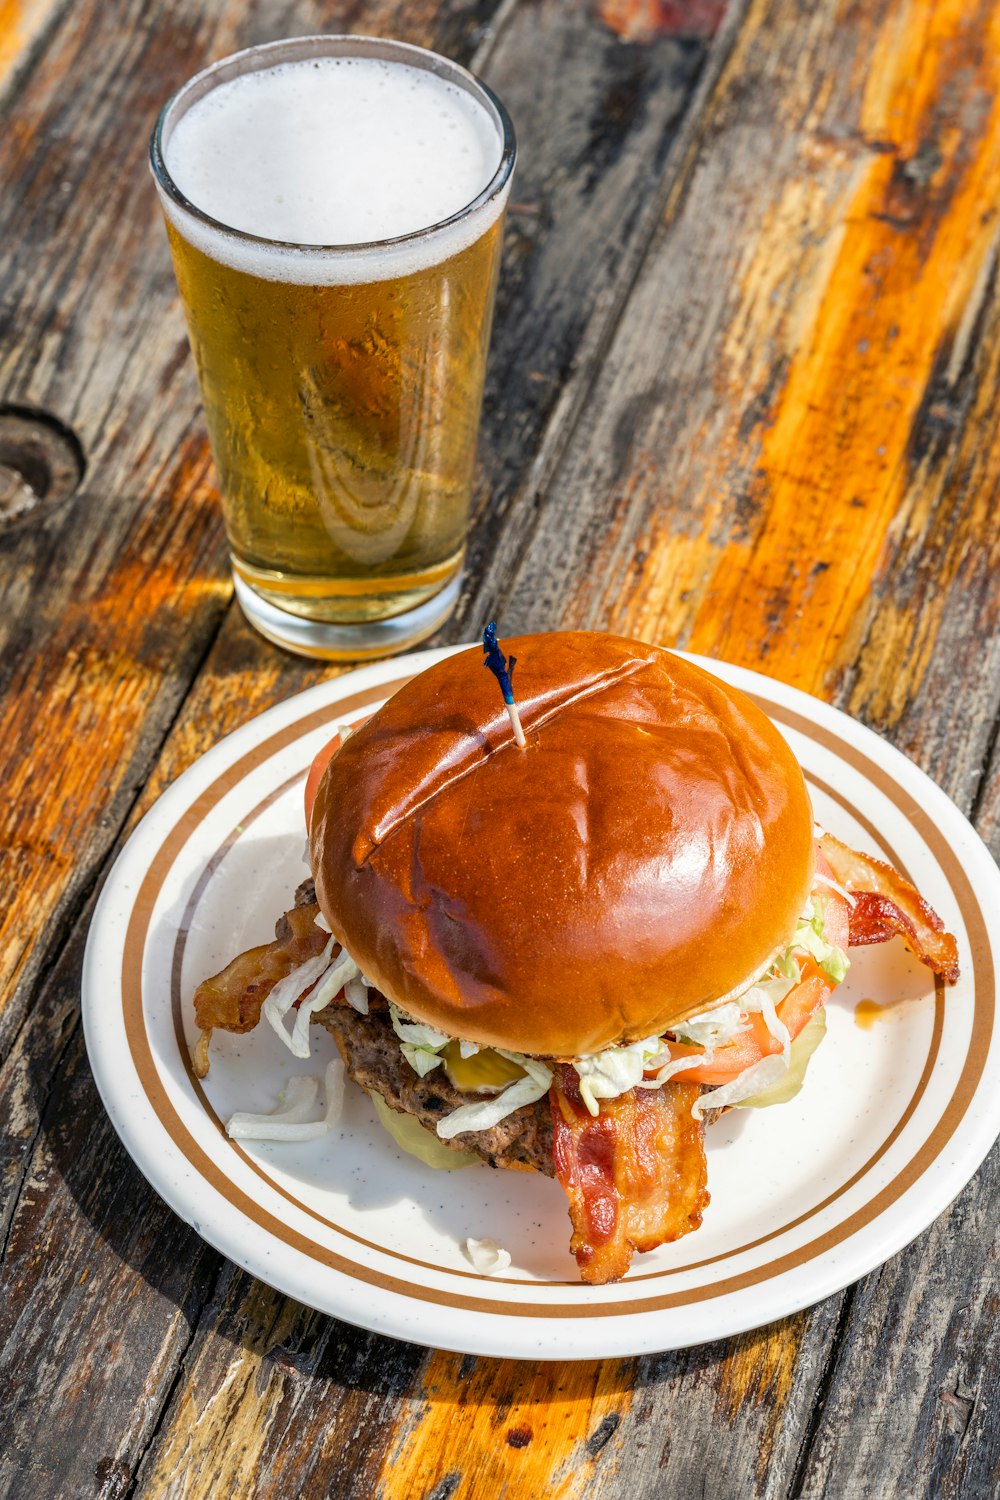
442,1041 -> 526,1094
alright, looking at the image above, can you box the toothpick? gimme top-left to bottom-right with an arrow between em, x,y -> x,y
482,622 -> 527,748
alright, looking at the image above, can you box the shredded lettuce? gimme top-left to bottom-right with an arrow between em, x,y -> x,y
813,870 -> 855,908
389,1005 -> 456,1078
262,939 -> 335,1052
261,939 -> 364,1058
640,1049 -> 717,1089
226,1060 -> 344,1141
672,1000 -> 749,1051
290,949 -> 360,1056
774,948 -> 801,982
343,974 -> 370,1015
388,1005 -> 549,1137
693,1052 -> 789,1117
465,1237 -> 512,1274
789,897 -> 850,984
572,1035 -> 672,1116
741,977 -> 793,1051
739,1008 -> 827,1108
692,976 -> 799,1116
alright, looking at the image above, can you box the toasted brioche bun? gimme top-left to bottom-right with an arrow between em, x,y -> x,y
309,632 -> 815,1057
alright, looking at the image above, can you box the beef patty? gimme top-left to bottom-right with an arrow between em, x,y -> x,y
318,999 -> 722,1175
318,1000 -> 555,1175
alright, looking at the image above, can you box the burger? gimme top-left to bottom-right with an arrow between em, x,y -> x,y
193,631 -> 959,1284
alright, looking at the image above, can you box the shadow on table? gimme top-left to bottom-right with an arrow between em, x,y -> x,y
24,895 -> 799,1417
41,1022 -> 790,1411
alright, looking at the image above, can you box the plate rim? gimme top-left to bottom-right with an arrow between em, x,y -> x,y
82,644 -> 1000,1357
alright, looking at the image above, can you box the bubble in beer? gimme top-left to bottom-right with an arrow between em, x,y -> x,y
163,56 -> 504,281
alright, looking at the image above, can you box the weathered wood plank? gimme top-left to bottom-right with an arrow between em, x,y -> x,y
468,0 -> 1000,766
841,235 -> 1000,803
372,1305 -> 845,1500
0,927 -> 219,1500
792,1151 -> 1000,1500
0,0 -> 67,101
771,206 -> 1000,1500
0,0 -> 716,1072
0,0 -> 502,1062
128,1263 -> 426,1500
0,1 -> 744,1496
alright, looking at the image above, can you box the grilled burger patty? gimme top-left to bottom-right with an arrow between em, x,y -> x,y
318,1001 -> 555,1175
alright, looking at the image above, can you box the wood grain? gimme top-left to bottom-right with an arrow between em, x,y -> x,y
2,0 -> 1000,1494
792,1155 -> 1000,1499
470,0 -> 1000,760
0,0 -> 502,1062
0,0 -> 65,99
0,1 -> 736,1497
129,1265 -> 426,1500
375,1308 -> 844,1499
0,919 -> 219,1500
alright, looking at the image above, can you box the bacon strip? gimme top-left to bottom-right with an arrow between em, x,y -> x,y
819,833 -> 959,984
550,1065 -> 708,1284
193,901 -> 329,1037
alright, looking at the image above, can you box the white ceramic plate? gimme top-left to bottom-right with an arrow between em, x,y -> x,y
82,647 -> 1000,1358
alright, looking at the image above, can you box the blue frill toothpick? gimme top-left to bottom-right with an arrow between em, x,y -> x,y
483,622 -> 527,748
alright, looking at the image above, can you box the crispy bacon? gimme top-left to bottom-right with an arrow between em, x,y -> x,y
550,1065 -> 708,1284
818,832 -> 959,984
192,901 -> 329,1037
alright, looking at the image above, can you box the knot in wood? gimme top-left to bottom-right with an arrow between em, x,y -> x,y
0,406 -> 84,533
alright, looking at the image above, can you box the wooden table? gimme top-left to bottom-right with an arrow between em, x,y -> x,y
3,0 -> 1000,1494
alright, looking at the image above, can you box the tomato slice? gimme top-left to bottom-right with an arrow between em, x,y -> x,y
304,714 -> 376,829
661,958 -> 833,1086
304,733 -> 342,831
658,871 -> 851,1087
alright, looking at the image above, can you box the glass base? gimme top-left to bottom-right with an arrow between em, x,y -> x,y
232,566 -> 462,661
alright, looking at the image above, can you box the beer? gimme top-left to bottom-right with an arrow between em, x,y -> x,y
151,39 -> 514,656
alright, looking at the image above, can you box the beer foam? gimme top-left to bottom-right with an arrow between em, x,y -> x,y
159,54 -> 510,284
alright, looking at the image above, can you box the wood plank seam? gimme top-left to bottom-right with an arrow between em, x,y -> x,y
968,711 -> 1000,837
0,1014 -> 80,1263
0,0 -> 75,112
837,231 -> 1000,741
784,1285 -> 860,1500
123,1261 -> 229,1498
0,565 -> 226,1078
0,579 -> 220,1226
462,0 -> 754,629
468,0 -> 521,72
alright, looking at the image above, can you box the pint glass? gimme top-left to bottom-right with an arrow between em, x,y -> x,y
150,36 -> 515,659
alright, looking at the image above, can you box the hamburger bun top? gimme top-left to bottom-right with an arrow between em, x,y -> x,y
309,632 -> 815,1057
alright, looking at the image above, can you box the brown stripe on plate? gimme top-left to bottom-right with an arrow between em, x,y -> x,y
120,672 -> 993,1319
